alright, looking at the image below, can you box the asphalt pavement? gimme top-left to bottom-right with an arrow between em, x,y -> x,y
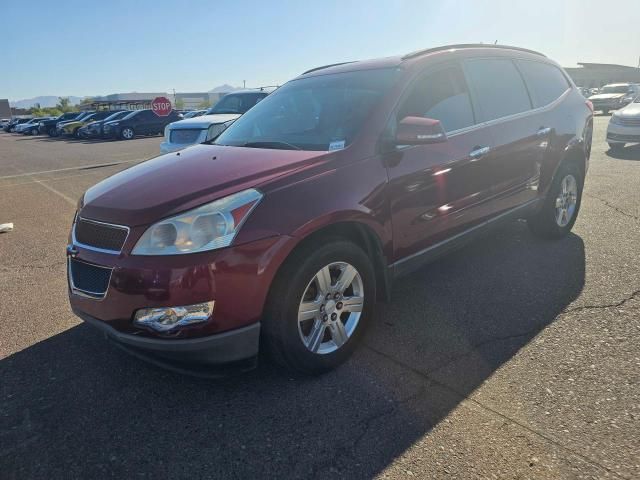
1,118 -> 638,479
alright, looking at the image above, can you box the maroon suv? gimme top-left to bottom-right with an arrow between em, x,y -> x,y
68,44 -> 593,375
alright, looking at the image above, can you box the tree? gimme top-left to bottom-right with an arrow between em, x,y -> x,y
56,97 -> 73,112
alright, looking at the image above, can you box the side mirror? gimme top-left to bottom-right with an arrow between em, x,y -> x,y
395,116 -> 447,145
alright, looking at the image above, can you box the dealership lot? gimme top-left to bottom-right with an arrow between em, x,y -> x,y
1,116 -> 638,478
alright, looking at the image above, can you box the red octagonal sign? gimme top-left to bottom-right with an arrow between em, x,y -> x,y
151,96 -> 172,117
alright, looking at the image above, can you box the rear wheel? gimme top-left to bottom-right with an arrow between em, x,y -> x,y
263,240 -> 375,375
528,162 -> 583,239
47,127 -> 57,137
608,142 -> 625,151
120,127 -> 135,140
30,127 -> 39,135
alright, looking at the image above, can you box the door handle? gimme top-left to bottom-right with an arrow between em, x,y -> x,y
469,146 -> 490,160
536,126 -> 552,136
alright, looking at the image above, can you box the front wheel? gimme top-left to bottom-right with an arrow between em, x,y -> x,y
263,240 -> 375,375
528,162 -> 583,239
31,127 -> 39,135
120,127 -> 135,140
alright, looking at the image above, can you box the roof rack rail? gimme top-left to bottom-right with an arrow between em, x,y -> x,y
402,44 -> 546,60
302,61 -> 357,75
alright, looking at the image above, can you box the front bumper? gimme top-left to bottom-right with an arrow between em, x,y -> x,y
74,308 -> 260,375
591,100 -> 626,111
68,233 -> 295,367
607,122 -> 640,144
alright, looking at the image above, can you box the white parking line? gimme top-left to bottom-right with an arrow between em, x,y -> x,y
0,159 -> 144,180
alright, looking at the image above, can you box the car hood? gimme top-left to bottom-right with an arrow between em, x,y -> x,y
616,102 -> 640,116
81,144 -> 330,226
168,114 -> 240,130
589,93 -> 626,100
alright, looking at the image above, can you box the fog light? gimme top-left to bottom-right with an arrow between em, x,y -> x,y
133,301 -> 214,333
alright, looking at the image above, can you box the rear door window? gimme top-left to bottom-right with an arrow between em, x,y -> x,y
397,63 -> 476,133
464,58 -> 532,122
516,60 -> 569,108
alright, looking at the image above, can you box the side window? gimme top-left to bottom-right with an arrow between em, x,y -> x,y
397,64 -> 475,133
517,60 -> 569,108
464,58 -> 532,121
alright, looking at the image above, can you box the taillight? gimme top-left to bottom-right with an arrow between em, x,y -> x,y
585,100 -> 594,112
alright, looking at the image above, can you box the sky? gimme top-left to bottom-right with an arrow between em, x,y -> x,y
2,0 -> 640,101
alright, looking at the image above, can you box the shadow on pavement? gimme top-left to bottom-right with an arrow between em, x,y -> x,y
0,222 -> 585,479
606,143 -> 640,160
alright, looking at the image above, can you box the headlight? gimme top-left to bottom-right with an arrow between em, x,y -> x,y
132,188 -> 263,255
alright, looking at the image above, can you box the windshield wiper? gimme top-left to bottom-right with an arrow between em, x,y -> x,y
241,141 -> 301,150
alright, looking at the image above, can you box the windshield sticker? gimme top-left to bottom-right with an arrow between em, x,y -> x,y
329,140 -> 345,151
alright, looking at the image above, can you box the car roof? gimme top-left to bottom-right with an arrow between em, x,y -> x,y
298,44 -> 547,79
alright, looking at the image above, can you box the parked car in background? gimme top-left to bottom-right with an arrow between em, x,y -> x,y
607,96 -> 640,150
160,114 -> 238,154
68,44 -> 592,375
0,118 -> 10,129
22,117 -> 56,135
40,112 -> 83,136
182,109 -> 208,119
15,117 -> 50,135
60,111 -> 118,138
78,110 -> 130,139
206,90 -> 269,116
56,111 -> 95,136
588,83 -> 640,114
4,117 -> 33,133
103,109 -> 181,140
160,90 -> 269,154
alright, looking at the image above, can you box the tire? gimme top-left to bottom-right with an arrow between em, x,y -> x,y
262,239 -> 376,375
48,127 -> 57,137
31,127 -> 39,135
608,142 -> 625,151
73,128 -> 81,138
120,127 -> 134,140
528,162 -> 583,239
602,109 -> 609,115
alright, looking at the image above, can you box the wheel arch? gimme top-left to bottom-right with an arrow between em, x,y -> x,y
272,220 -> 392,304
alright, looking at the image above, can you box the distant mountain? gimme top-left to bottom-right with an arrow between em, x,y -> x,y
209,84 -> 240,93
10,96 -> 83,109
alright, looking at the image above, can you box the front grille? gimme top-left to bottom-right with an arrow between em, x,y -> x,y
170,128 -> 203,144
69,259 -> 112,298
74,217 -> 128,253
607,133 -> 640,142
615,117 -> 640,126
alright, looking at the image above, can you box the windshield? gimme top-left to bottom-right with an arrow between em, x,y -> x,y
121,110 -> 139,120
214,69 -> 397,151
208,95 -> 247,114
104,111 -> 126,122
601,85 -> 630,94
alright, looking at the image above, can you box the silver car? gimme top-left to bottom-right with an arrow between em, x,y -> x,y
160,114 -> 239,154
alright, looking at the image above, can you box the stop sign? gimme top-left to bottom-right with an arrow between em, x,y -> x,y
151,96 -> 172,117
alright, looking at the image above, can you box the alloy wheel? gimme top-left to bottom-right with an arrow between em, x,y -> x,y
297,262 -> 364,354
555,174 -> 578,227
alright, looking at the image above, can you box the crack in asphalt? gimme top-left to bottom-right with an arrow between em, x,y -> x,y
562,289 -> 640,314
358,289 -> 640,480
310,383 -> 431,479
585,193 -> 640,221
363,344 -> 629,480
